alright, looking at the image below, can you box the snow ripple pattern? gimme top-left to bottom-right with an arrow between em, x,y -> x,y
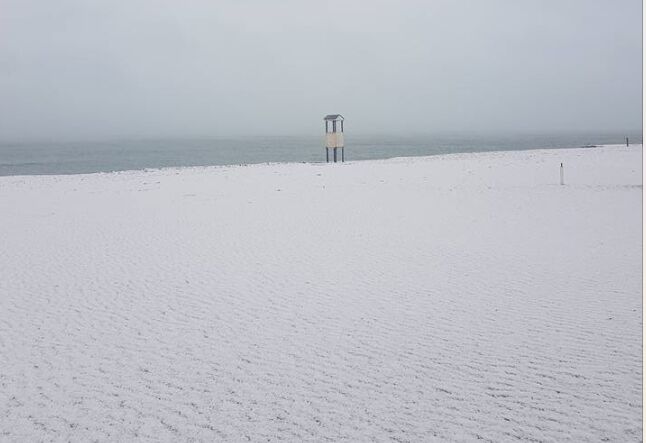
0,146 -> 642,441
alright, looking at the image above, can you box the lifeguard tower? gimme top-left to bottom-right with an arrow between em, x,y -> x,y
324,114 -> 344,163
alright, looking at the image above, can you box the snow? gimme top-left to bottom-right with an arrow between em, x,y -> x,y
0,145 -> 642,441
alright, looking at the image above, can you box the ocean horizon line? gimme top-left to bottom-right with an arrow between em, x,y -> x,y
0,142 -> 639,179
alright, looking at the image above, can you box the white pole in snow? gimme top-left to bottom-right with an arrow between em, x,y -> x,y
560,162 -> 564,185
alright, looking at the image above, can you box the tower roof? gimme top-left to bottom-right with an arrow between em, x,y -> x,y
323,114 -> 344,121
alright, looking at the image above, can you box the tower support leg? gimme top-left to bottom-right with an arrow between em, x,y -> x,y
326,147 -> 329,163
342,147 -> 344,162
334,148 -> 337,163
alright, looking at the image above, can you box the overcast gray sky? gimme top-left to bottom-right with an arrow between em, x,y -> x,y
0,0 -> 642,140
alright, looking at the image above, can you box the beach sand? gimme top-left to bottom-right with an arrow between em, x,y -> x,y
0,145 -> 642,441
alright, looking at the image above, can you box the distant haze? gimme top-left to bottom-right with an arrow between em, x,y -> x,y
0,0 -> 642,141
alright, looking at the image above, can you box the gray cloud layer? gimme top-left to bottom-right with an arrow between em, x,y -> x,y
0,0 -> 642,140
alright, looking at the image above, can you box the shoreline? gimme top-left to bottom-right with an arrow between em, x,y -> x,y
0,143 -> 640,180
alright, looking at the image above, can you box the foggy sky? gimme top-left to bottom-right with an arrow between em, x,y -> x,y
0,0 -> 642,141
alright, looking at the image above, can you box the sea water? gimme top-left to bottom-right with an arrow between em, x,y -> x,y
0,132 -> 641,176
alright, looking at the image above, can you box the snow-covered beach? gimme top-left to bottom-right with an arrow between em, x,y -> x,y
0,145 -> 642,441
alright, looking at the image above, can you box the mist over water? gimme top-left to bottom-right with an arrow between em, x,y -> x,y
0,0 -> 642,143
1,1 -> 642,175
0,132 -> 641,176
